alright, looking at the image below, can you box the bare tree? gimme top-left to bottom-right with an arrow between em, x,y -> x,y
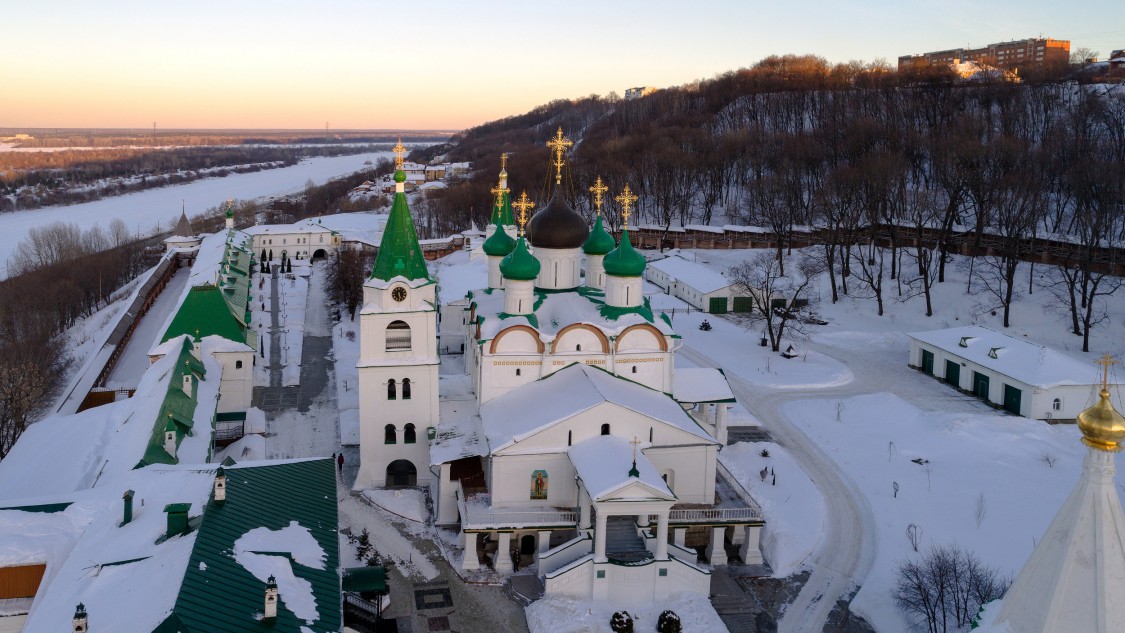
894,544 -> 1009,633
325,245 -> 369,320
729,252 -> 825,352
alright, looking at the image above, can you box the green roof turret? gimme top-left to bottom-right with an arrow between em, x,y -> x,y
482,224 -> 516,257
225,206 -> 233,219
369,181 -> 430,282
500,237 -> 540,281
583,214 -> 615,255
603,230 -> 646,277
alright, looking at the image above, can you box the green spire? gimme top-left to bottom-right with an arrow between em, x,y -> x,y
369,181 -> 430,282
628,460 -> 640,478
500,237 -> 540,281
603,230 -> 646,277
583,214 -> 615,255
498,190 -> 515,226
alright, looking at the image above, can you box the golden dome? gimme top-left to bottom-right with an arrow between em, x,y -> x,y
1077,389 -> 1125,452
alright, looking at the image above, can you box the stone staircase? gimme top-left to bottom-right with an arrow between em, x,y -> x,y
605,516 -> 651,563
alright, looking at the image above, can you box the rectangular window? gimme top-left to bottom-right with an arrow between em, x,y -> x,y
658,568 -> 667,577
596,570 -> 605,579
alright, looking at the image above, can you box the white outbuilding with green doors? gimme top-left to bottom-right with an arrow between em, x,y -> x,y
907,326 -> 1110,421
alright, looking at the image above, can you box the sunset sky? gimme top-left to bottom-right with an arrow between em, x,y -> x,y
3,0 -> 1123,131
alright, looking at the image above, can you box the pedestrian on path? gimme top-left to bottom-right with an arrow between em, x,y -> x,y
337,452 -> 344,475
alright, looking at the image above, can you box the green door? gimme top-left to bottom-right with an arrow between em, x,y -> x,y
709,297 -> 728,314
973,372 -> 990,400
944,360 -> 960,387
732,296 -> 752,313
1003,384 -> 1022,415
921,350 -> 934,375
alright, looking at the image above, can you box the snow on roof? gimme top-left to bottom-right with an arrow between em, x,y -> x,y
648,255 -> 734,294
434,251 -> 486,306
7,466 -> 216,633
568,436 -> 673,501
479,364 -> 714,452
673,367 -> 736,403
472,286 -> 675,344
907,326 -> 1102,389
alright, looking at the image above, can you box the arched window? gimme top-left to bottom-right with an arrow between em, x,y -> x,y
235,360 -> 243,369
576,344 -> 582,352
649,427 -> 653,442
384,424 -> 396,444
567,430 -> 572,446
516,368 -> 521,376
387,379 -> 397,400
631,366 -> 637,374
600,423 -> 610,436
1052,398 -> 1061,411
404,423 -> 416,444
386,320 -> 411,351
402,378 -> 412,400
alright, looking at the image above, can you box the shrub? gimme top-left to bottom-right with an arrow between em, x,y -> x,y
610,610 -> 633,633
657,610 -> 682,633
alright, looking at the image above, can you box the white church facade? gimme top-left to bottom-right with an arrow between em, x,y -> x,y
355,136 -> 764,606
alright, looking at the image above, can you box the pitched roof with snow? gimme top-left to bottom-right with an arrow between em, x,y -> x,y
673,367 -> 735,403
568,435 -> 674,501
479,363 -> 714,452
907,325 -> 1101,388
648,255 -> 734,294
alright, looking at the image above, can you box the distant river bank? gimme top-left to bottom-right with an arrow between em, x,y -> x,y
0,150 -> 393,278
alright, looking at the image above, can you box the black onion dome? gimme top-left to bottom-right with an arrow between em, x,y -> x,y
526,188 -> 589,249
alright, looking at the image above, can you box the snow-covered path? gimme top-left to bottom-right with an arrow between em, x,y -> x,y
106,267 -> 190,386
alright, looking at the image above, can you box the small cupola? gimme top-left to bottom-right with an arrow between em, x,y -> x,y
163,503 -> 191,538
73,603 -> 88,632
163,414 -> 177,459
182,362 -> 193,396
264,575 -> 279,620
213,466 -> 227,503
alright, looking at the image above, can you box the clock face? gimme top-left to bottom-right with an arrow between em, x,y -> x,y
392,287 -> 407,302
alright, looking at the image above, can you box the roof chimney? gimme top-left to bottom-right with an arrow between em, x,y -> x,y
264,575 -> 279,620
213,467 -> 226,504
163,503 -> 190,538
73,603 -> 88,632
122,490 -> 135,525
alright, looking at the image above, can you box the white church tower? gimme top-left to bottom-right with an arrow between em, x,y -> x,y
355,162 -> 438,489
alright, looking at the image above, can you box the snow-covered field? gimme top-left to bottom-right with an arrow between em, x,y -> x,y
0,150 -> 392,277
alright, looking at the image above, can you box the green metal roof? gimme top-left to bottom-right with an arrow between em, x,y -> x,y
603,229 -> 646,277
342,566 -> 387,593
583,214 -> 616,255
498,189 -> 515,227
139,338 -> 203,468
482,225 -> 516,257
168,459 -> 341,632
369,189 -> 430,282
162,285 -> 248,345
500,237 -> 540,281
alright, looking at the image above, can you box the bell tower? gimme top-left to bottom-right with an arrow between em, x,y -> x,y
355,151 -> 439,490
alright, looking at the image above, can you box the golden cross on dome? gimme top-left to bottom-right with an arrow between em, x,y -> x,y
490,184 -> 509,210
512,191 -> 535,235
500,152 -> 508,171
630,435 -> 641,461
615,185 -> 638,230
1096,354 -> 1119,390
589,176 -> 608,214
546,127 -> 573,185
393,138 -> 406,169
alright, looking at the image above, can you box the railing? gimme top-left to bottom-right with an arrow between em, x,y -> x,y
538,535 -> 593,576
716,460 -> 766,519
213,422 -> 245,447
343,592 -> 382,632
668,506 -> 763,523
462,507 -> 578,529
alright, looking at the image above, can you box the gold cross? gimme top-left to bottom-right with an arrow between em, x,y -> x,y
546,127 -> 573,185
490,184 -> 509,212
500,152 -> 508,172
615,185 -> 638,230
630,435 -> 641,461
512,191 -> 535,235
393,138 -> 406,169
1096,354 -> 1118,390
589,176 -> 608,215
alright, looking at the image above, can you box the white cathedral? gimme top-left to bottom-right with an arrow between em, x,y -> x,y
354,135 -> 764,606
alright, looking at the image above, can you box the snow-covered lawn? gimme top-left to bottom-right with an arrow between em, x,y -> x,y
720,442 -> 823,577
334,317 -> 361,446
526,592 -> 728,633
362,489 -> 427,523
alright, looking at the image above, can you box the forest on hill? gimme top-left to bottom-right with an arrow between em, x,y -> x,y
413,54 -> 1124,343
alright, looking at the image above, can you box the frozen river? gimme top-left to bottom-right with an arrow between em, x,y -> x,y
0,150 -> 393,278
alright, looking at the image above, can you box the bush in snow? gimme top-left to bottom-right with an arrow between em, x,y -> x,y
759,448 -> 770,458
610,610 -> 633,633
894,544 -> 1009,633
657,610 -> 682,633
351,528 -> 373,562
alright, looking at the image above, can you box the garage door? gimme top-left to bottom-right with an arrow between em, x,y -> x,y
1003,384 -> 1022,415
944,360 -> 960,387
973,372 -> 990,400
709,297 -> 728,314
732,296 -> 752,313
921,350 -> 934,375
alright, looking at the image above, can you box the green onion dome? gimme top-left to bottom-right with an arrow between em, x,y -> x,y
482,225 -> 516,257
602,230 -> 646,277
225,207 -> 234,218
583,214 -> 616,255
500,237 -> 541,281
394,170 -> 407,183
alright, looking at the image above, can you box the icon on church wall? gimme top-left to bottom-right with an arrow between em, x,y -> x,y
530,470 -> 548,500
